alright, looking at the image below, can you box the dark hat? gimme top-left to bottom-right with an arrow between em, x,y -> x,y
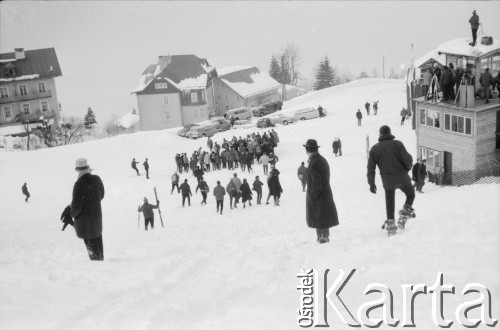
473,10 -> 476,14
303,139 -> 320,149
449,63 -> 454,68
379,125 -> 391,135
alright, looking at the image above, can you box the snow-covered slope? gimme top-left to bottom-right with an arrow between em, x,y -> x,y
0,79 -> 498,329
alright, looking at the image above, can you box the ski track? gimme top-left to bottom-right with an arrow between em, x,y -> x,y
0,79 -> 498,329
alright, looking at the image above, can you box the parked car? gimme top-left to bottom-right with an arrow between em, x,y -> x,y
187,123 -> 219,139
233,119 -> 254,129
265,112 -> 294,125
252,100 -> 283,117
209,117 -> 231,131
177,123 -> 196,137
226,107 -> 252,120
293,107 -> 327,121
256,118 -> 275,128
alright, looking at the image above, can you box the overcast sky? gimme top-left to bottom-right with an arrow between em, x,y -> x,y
1,1 -> 499,122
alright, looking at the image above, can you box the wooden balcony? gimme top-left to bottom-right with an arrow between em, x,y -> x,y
0,90 -> 53,104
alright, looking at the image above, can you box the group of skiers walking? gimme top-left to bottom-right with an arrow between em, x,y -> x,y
356,100 -> 379,126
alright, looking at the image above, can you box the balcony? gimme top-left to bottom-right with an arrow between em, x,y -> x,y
0,90 -> 53,104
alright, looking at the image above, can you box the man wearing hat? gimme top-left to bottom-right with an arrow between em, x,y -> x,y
70,158 -> 105,260
468,10 -> 479,47
367,126 -> 415,235
303,139 -> 339,243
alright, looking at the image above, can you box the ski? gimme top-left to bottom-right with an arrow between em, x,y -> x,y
154,186 -> 164,227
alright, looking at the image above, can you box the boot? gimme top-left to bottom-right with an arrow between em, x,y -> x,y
382,219 -> 397,236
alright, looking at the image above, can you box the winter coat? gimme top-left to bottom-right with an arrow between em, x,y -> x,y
131,160 -> 138,169
271,131 -> 280,143
259,154 -> 270,165
373,102 -> 378,110
179,182 -> 192,196
70,173 -> 105,239
332,140 -> 341,154
400,108 -> 407,117
423,71 -> 432,85
226,181 -> 237,197
228,149 -> 237,162
194,168 -> 204,179
183,154 -> 188,164
479,72 -> 493,87
297,165 -> 308,182
356,111 -> 362,119
22,184 -> 29,195
143,161 -> 149,170
204,153 -> 210,165
171,173 -> 179,183
252,179 -> 263,194
417,164 -> 427,181
138,201 -> 158,219
367,134 -> 413,190
411,163 -> 419,181
440,67 -> 454,85
207,139 -> 213,150
305,152 -> 339,229
189,159 -> 197,171
196,180 -> 210,193
365,102 -> 370,110
213,185 -> 226,201
268,175 -> 283,197
269,154 -> 278,166
240,153 -> 247,164
60,205 -> 74,225
469,13 -> 479,28
240,182 -> 252,202
232,177 -> 242,193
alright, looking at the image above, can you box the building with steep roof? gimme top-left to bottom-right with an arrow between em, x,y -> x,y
0,48 -> 63,136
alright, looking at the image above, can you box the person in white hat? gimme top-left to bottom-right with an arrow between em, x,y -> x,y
70,158 -> 105,260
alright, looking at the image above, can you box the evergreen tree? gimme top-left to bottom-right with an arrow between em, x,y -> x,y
314,56 -> 337,90
359,71 -> 369,79
83,107 -> 97,129
268,55 -> 282,83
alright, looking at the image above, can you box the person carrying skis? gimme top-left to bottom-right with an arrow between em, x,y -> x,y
143,158 -> 150,179
303,139 -> 339,243
297,162 -> 308,192
131,158 -> 139,176
356,109 -> 362,126
252,176 -> 264,204
179,179 -> 192,207
367,125 -> 415,235
138,197 -> 159,230
240,178 -> 253,208
60,205 -> 74,231
365,101 -> 370,115
196,177 -> 210,205
22,182 -> 30,202
213,181 -> 226,214
171,172 -> 180,194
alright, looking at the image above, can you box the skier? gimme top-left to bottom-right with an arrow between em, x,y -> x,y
131,158 -> 139,176
70,158 -> 105,261
240,178 -> 253,208
196,177 -> 210,205
400,107 -> 408,125
297,162 -> 308,192
179,179 -> 192,207
213,181 -> 226,214
303,139 -> 339,243
22,182 -> 30,202
468,10 -> 480,47
143,158 -> 150,179
60,205 -> 74,231
367,125 -> 415,235
171,172 -> 180,194
252,176 -> 264,204
332,138 -> 342,157
365,101 -> 370,115
226,178 -> 237,209
318,105 -> 325,118
373,101 -> 379,115
259,152 -> 270,175
356,109 -> 362,126
138,197 -> 159,230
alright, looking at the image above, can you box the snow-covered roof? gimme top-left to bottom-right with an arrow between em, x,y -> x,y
216,66 -> 253,76
115,112 -> 140,129
0,123 -> 39,136
414,49 -> 446,68
436,37 -> 500,58
0,74 -> 40,82
0,59 -> 16,63
219,67 -> 280,98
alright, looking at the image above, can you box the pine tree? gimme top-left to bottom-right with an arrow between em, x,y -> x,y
359,71 -> 369,79
268,55 -> 282,83
314,56 -> 337,90
83,107 -> 97,129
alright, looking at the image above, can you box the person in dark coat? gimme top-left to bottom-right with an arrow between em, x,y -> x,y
179,179 -> 192,207
318,105 -> 325,118
22,182 -> 30,202
373,101 -> 379,115
196,177 -> 210,205
194,166 -> 204,183
332,138 -> 342,157
400,107 -> 408,125
416,159 -> 427,193
440,65 -> 454,101
171,172 -> 180,194
131,158 -> 139,176
297,162 -> 308,192
356,109 -> 362,126
411,159 -> 421,190
303,139 -> 339,243
364,101 -> 370,115
60,205 -> 74,231
226,179 -> 237,209
468,10 -> 480,47
367,126 -> 415,231
143,158 -> 150,179
70,158 -> 105,261
252,176 -> 264,204
267,170 -> 283,206
240,178 -> 253,208
213,181 -> 226,214
138,197 -> 159,230
479,68 -> 493,104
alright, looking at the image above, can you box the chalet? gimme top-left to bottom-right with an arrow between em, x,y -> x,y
131,55 -> 217,130
411,37 -> 500,186
211,66 -> 280,116
0,48 -> 63,136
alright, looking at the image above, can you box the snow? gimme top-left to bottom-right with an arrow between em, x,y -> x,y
130,73 -> 154,93
414,49 -> 446,68
216,66 -> 253,76
0,74 -> 40,82
0,58 -> 16,63
1,79 -> 498,328
436,37 -> 500,58
175,74 -> 209,90
221,70 -> 281,98
115,111 -> 140,129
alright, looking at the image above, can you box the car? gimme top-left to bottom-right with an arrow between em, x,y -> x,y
177,124 -> 196,137
265,112 -> 294,125
233,119 -> 254,129
251,100 -> 283,117
209,117 -> 231,131
226,107 -> 252,120
187,123 -> 219,139
293,107 -> 327,121
256,117 -> 275,128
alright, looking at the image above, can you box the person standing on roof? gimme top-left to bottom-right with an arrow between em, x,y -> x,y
468,10 -> 480,47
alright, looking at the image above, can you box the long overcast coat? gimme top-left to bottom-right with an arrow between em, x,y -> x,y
306,152 -> 339,229
70,173 -> 105,239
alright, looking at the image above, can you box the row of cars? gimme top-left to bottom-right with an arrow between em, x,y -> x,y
177,117 -> 231,139
256,107 -> 328,128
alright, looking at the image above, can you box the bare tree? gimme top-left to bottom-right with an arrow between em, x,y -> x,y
103,113 -> 122,136
57,116 -> 88,145
281,42 -> 302,86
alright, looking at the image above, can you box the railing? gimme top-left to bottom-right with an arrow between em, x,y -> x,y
0,90 -> 53,104
430,165 -> 500,186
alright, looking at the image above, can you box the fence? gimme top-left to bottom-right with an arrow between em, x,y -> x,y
429,165 -> 500,186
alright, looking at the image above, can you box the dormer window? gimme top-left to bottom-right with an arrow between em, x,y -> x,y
5,63 -> 16,76
155,83 -> 168,89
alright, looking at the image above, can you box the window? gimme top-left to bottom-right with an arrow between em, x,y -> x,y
38,82 -> 46,93
191,92 -> 198,103
19,85 -> 27,96
444,113 -> 472,135
40,101 -> 49,112
22,103 -> 30,115
155,83 -> 168,89
165,110 -> 171,120
201,91 -> 205,102
163,96 -> 169,105
3,106 -> 11,120
420,147 -> 441,168
0,87 -> 8,98
194,109 -> 198,118
420,108 -> 440,128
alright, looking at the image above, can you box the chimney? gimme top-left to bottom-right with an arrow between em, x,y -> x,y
158,55 -> 172,72
14,48 -> 25,60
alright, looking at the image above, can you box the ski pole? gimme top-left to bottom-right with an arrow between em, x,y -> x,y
154,186 -> 165,227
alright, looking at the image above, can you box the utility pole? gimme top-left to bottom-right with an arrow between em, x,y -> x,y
281,55 -> 286,101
